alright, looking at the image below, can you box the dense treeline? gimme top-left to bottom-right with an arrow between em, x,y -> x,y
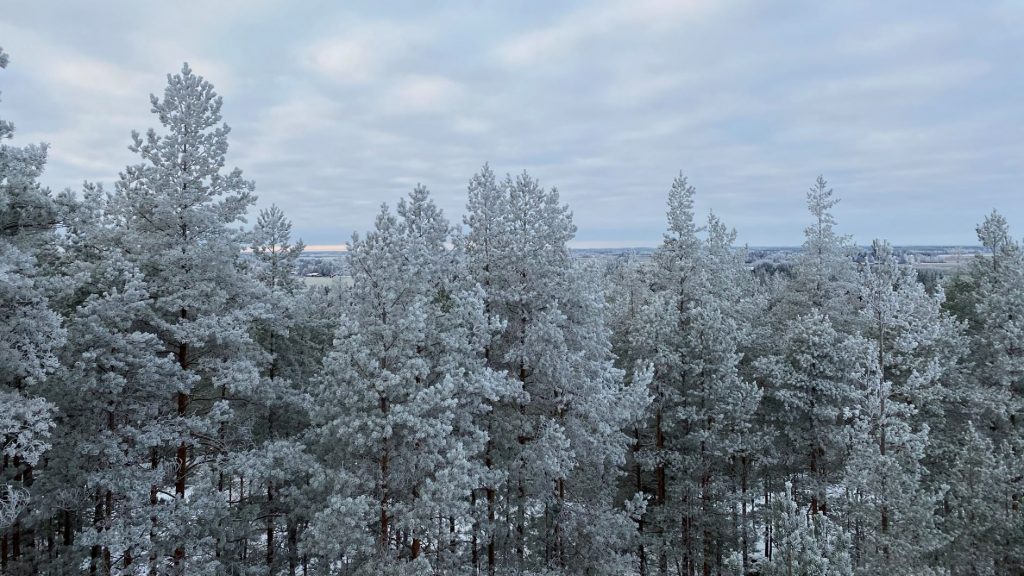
1,56 -> 1022,576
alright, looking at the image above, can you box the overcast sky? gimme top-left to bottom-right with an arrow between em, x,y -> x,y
2,0 -> 1022,247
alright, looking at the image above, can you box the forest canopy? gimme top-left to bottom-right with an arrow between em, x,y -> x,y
2,54 -> 1023,576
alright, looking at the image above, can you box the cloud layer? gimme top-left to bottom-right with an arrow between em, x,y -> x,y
2,0 -> 1022,246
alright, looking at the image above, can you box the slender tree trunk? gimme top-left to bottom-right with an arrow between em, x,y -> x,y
104,490 -> 113,575
173,308 -> 189,571
516,355 -> 527,573
91,488 -> 102,575
267,484 -> 274,573
482,279 -> 497,576
655,410 -> 667,576
556,477 -> 565,569
487,478 -> 496,576
150,447 -> 159,576
701,445 -> 712,576
741,455 -> 749,573
63,510 -> 73,547
11,521 -> 19,564
878,320 -> 890,561
634,426 -> 647,576
682,505 -> 692,576
471,490 -> 479,571
516,474 -> 525,572
449,515 -> 457,559
287,519 -> 298,576
764,481 -> 772,562
379,394 -> 391,556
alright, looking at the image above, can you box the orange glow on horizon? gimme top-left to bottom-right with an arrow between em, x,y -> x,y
303,244 -> 349,252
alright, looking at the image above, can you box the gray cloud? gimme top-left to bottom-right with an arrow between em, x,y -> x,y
2,0 -> 1021,247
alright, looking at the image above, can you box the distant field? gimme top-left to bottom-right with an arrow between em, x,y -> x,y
301,275 -> 354,288
914,261 -> 968,272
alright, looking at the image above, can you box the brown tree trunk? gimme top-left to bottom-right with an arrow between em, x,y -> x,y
173,310 -> 189,568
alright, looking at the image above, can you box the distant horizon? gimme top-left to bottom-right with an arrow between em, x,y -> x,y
300,242 -> 988,252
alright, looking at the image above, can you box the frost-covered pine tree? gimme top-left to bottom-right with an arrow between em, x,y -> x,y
970,211 -> 1024,432
252,204 -> 306,292
930,424 -> 1023,574
629,175 -> 702,576
604,252 -> 659,574
761,482 -> 852,576
753,176 -> 867,567
459,165 -> 647,575
935,211 -> 1024,573
775,176 -> 859,329
634,176 -> 763,576
31,182 -> 193,574
0,47 -> 63,571
755,312 -> 870,518
108,63 -> 262,574
223,204 -> 320,574
310,185 -> 512,573
841,240 -> 967,572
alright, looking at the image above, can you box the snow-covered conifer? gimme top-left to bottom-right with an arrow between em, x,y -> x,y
311,185 -> 512,572
460,166 -> 647,575
634,176 -> 764,575
108,63 -> 262,573
0,48 -> 63,572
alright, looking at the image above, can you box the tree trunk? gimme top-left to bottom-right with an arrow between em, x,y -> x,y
287,519 -> 298,576
173,310 -> 189,569
379,395 -> 391,556
487,482 -> 496,576
635,426 -> 647,576
150,448 -> 159,576
741,455 -> 749,573
267,485 -> 274,572
764,481 -> 772,562
516,356 -> 527,573
91,489 -> 102,574
471,490 -> 479,571
655,410 -> 667,576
